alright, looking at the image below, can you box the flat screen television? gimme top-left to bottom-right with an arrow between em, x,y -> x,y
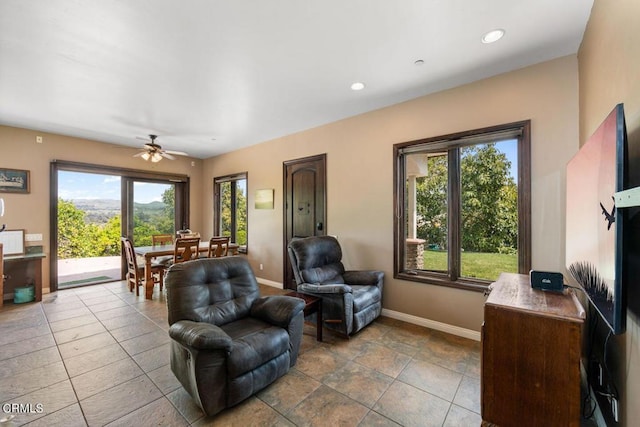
566,103 -> 629,335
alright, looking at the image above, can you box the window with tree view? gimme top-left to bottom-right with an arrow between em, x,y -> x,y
394,122 -> 531,290
214,173 -> 248,252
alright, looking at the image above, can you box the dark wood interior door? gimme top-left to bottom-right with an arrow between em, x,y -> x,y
283,154 -> 326,290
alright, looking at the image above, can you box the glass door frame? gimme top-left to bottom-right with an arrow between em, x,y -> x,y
50,160 -> 190,292
122,177 -> 187,247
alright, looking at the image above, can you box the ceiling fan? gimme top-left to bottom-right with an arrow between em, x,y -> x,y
134,134 -> 189,162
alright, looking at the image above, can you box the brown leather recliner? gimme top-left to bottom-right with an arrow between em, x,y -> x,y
165,256 -> 305,417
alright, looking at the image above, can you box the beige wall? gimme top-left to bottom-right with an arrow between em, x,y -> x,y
0,126 -> 204,291
578,0 -> 640,424
1,55 -> 581,333
203,55 -> 579,332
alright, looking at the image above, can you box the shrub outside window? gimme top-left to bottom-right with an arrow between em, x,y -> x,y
214,173 -> 248,253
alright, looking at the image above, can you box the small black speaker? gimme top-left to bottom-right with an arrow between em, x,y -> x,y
530,270 -> 565,292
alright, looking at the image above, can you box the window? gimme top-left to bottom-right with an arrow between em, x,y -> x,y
393,121 -> 531,291
214,173 -> 248,252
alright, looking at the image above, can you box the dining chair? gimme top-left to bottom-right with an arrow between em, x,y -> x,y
151,234 -> 174,267
121,237 -> 165,296
173,237 -> 201,263
207,236 -> 230,257
177,230 -> 201,239
152,234 -> 173,246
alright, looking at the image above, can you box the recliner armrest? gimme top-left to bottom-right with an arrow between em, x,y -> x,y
169,320 -> 232,351
343,270 -> 384,287
298,282 -> 352,294
251,296 -> 305,328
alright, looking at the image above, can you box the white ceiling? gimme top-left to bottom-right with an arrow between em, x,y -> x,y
0,0 -> 593,159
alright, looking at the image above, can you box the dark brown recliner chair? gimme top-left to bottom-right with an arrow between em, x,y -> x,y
165,257 -> 305,417
288,236 -> 384,337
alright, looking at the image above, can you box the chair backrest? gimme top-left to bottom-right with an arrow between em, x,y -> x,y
177,230 -> 200,239
287,236 -> 345,285
152,234 -> 173,246
121,237 -> 140,285
165,257 -> 260,326
173,237 -> 201,263
208,236 -> 230,257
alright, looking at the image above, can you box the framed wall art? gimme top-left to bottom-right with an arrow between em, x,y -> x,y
255,189 -> 274,209
0,168 -> 30,193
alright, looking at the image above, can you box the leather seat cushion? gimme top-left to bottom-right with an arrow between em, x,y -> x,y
301,263 -> 344,284
351,285 -> 381,312
221,317 -> 290,378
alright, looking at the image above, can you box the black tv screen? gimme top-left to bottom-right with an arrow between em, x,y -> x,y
566,103 -> 628,335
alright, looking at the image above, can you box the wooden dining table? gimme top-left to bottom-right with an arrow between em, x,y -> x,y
135,242 -> 238,299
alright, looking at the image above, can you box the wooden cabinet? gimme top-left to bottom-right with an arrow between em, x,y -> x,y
1,250 -> 45,307
481,273 -> 585,427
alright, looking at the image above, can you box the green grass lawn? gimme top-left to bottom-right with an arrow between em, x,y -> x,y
422,250 -> 518,281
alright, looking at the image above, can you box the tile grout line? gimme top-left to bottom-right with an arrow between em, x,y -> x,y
42,284 -> 172,426
20,281 -> 483,425
41,288 -> 91,427
86,284 -> 190,426
0,303 -> 70,425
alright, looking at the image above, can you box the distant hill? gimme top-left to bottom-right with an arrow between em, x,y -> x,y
136,201 -> 165,211
70,199 -> 166,224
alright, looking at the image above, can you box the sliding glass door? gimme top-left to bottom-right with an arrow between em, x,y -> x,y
123,179 -> 176,247
50,161 -> 190,291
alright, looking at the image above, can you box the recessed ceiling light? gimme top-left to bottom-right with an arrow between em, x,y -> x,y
414,59 -> 425,66
350,82 -> 365,91
482,29 -> 505,44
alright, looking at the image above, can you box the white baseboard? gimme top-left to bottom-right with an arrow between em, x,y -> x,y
256,277 -> 284,289
254,278 -> 481,342
381,308 -> 481,342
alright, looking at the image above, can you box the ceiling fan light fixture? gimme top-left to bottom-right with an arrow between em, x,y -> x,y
134,134 -> 188,162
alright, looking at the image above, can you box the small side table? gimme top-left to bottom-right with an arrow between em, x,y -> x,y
286,291 -> 322,342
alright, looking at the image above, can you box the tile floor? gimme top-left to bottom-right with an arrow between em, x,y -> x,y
0,280 -> 483,426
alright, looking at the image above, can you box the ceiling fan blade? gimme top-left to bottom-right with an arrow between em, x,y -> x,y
164,150 -> 189,156
132,134 -> 189,161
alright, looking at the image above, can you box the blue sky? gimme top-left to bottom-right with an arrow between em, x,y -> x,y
496,139 -> 518,179
58,171 -> 171,204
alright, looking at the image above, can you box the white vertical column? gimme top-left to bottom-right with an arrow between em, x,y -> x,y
407,176 -> 417,239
